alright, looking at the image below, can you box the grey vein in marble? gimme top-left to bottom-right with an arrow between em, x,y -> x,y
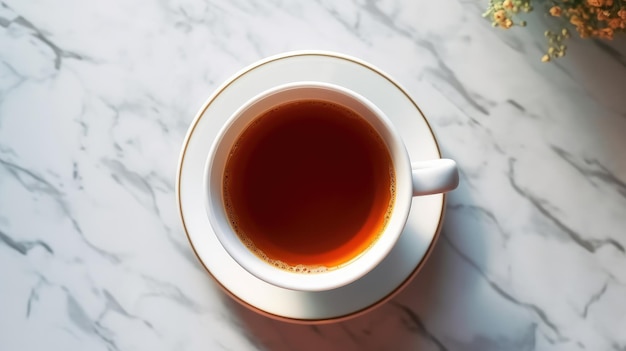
392,302 -> 450,351
0,229 -> 53,255
442,235 -> 562,339
0,158 -> 121,263
508,158 -> 625,253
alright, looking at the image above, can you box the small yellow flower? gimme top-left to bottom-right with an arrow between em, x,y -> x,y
541,55 -> 551,62
570,15 -> 584,26
600,27 -> 614,39
550,6 -> 562,16
502,18 -> 513,28
577,26 -> 590,38
493,9 -> 507,23
587,0 -> 604,7
503,0 -> 514,9
608,18 -> 621,29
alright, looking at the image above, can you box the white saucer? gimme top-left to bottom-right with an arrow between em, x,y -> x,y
176,51 -> 445,322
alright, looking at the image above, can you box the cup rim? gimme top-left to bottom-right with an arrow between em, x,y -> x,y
204,81 -> 413,292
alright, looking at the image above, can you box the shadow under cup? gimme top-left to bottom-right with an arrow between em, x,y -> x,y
205,82 -> 412,291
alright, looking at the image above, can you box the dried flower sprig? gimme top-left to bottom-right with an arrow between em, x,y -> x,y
484,0 -> 626,61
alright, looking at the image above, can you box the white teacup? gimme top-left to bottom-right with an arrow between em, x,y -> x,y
205,82 -> 458,292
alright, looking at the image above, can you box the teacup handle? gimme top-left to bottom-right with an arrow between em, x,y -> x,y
411,159 -> 459,196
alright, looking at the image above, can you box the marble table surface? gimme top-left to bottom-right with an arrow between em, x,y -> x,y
1,0 -> 625,350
